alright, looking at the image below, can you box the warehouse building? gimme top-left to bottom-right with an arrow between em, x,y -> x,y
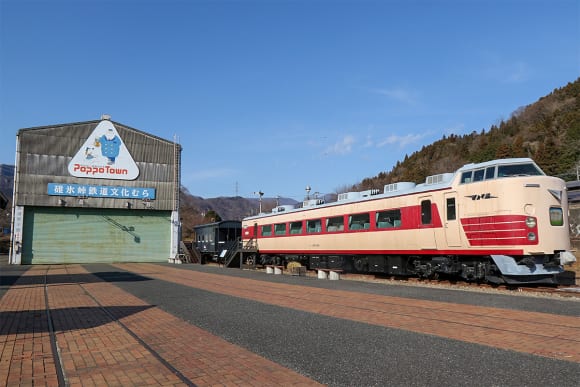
9,116 -> 181,264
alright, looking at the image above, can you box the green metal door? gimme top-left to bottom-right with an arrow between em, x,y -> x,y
21,206 -> 171,264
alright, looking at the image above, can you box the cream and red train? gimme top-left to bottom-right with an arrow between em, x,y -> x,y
241,158 -> 576,285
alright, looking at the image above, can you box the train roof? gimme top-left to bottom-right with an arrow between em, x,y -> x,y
243,158 -> 546,221
193,220 -> 242,230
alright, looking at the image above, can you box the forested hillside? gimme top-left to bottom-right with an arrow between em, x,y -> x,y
357,78 -> 580,191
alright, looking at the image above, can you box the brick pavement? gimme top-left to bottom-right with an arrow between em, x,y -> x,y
116,263 -> 580,363
0,267 -> 59,386
2,262 -> 579,386
0,265 -> 321,386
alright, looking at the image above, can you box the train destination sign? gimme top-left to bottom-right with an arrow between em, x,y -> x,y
48,183 -> 155,199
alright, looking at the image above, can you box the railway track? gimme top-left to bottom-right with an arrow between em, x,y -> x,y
336,271 -> 580,298
209,262 -> 580,298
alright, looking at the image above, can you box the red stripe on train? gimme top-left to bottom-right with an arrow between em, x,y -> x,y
460,215 -> 538,246
257,248 -> 525,256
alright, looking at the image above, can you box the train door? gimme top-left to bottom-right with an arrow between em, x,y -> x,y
443,192 -> 461,247
418,196 -> 437,249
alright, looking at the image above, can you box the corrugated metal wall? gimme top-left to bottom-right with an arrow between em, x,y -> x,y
15,120 -> 180,210
12,119 -> 181,264
21,207 -> 171,264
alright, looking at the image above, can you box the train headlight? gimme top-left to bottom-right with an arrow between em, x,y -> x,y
527,232 -> 536,241
525,217 -> 536,228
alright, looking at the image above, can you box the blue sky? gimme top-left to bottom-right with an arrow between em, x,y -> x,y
0,0 -> 578,201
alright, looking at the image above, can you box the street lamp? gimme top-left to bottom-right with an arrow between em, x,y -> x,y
253,191 -> 264,213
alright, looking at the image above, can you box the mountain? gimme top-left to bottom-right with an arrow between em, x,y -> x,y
179,187 -> 298,239
182,79 -> 579,237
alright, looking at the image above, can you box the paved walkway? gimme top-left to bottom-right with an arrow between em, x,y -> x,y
1,264 -> 321,386
1,262 -> 579,386
117,263 -> 580,363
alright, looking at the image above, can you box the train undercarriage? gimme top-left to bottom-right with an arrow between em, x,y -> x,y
253,252 -> 574,286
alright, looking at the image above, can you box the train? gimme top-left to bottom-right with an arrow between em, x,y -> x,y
241,158 -> 576,285
193,221 -> 242,263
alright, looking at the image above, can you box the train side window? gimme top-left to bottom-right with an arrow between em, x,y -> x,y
326,216 -> 344,232
421,200 -> 432,225
485,166 -> 496,180
460,171 -> 472,184
549,207 -> 563,226
274,223 -> 286,235
307,219 -> 322,233
473,169 -> 485,182
349,213 -> 370,230
289,221 -> 303,234
376,209 -> 401,228
446,198 -> 456,221
261,224 -> 272,236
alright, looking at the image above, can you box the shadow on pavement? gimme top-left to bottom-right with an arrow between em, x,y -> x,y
0,305 -> 154,334
1,271 -> 153,288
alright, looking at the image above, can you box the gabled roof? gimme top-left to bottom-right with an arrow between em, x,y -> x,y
18,118 -> 180,149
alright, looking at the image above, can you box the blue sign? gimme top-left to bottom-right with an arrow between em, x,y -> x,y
48,183 -> 155,199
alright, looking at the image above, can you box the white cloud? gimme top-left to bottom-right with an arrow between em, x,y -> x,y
376,133 -> 424,148
363,134 -> 374,148
324,135 -> 356,155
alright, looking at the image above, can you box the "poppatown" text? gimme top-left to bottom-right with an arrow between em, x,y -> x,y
73,164 -> 129,176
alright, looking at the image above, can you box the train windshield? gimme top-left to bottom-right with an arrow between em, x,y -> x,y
497,163 -> 544,178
